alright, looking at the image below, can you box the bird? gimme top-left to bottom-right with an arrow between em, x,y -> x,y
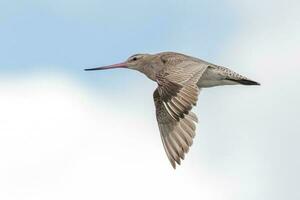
85,52 -> 260,169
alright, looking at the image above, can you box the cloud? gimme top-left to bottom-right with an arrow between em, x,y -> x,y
0,74 -> 239,200
213,1 -> 300,199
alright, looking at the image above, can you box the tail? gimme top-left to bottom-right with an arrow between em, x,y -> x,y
197,65 -> 260,87
226,78 -> 260,86
212,65 -> 260,86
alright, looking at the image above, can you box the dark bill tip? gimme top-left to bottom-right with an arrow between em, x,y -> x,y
84,67 -> 102,71
84,62 -> 127,71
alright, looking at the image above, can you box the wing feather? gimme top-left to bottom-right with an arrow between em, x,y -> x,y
154,89 -> 198,168
153,53 -> 209,168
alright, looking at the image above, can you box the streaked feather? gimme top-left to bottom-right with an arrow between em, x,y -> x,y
152,53 -> 208,168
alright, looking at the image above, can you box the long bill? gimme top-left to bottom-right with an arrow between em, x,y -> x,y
84,62 -> 127,71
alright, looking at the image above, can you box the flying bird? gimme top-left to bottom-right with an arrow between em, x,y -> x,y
85,52 -> 260,169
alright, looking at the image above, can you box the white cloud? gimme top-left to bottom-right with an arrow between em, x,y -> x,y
0,75 -> 239,200
212,1 -> 300,199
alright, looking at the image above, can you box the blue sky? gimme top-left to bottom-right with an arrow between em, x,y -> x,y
0,0 -> 237,90
1,1 -> 300,200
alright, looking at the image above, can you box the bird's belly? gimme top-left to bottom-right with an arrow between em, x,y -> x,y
197,67 -> 236,88
197,79 -> 235,88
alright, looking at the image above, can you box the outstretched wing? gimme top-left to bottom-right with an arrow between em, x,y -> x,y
153,89 -> 198,168
156,53 -> 208,121
153,54 -> 208,168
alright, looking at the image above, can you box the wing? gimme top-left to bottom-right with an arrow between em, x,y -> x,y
153,52 -> 209,168
154,89 -> 198,168
154,54 -> 208,168
156,54 -> 208,121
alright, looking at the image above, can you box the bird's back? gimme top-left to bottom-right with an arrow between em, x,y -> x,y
154,52 -> 259,87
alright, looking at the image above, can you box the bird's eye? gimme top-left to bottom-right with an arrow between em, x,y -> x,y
132,57 -> 137,61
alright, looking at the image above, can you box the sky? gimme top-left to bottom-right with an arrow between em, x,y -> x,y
0,0 -> 299,200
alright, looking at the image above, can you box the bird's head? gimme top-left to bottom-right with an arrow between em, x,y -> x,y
84,53 -> 152,72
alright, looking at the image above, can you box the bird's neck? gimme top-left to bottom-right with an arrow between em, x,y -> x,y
137,64 -> 157,81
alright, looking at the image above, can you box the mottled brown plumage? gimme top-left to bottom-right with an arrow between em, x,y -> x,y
85,51 -> 260,169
